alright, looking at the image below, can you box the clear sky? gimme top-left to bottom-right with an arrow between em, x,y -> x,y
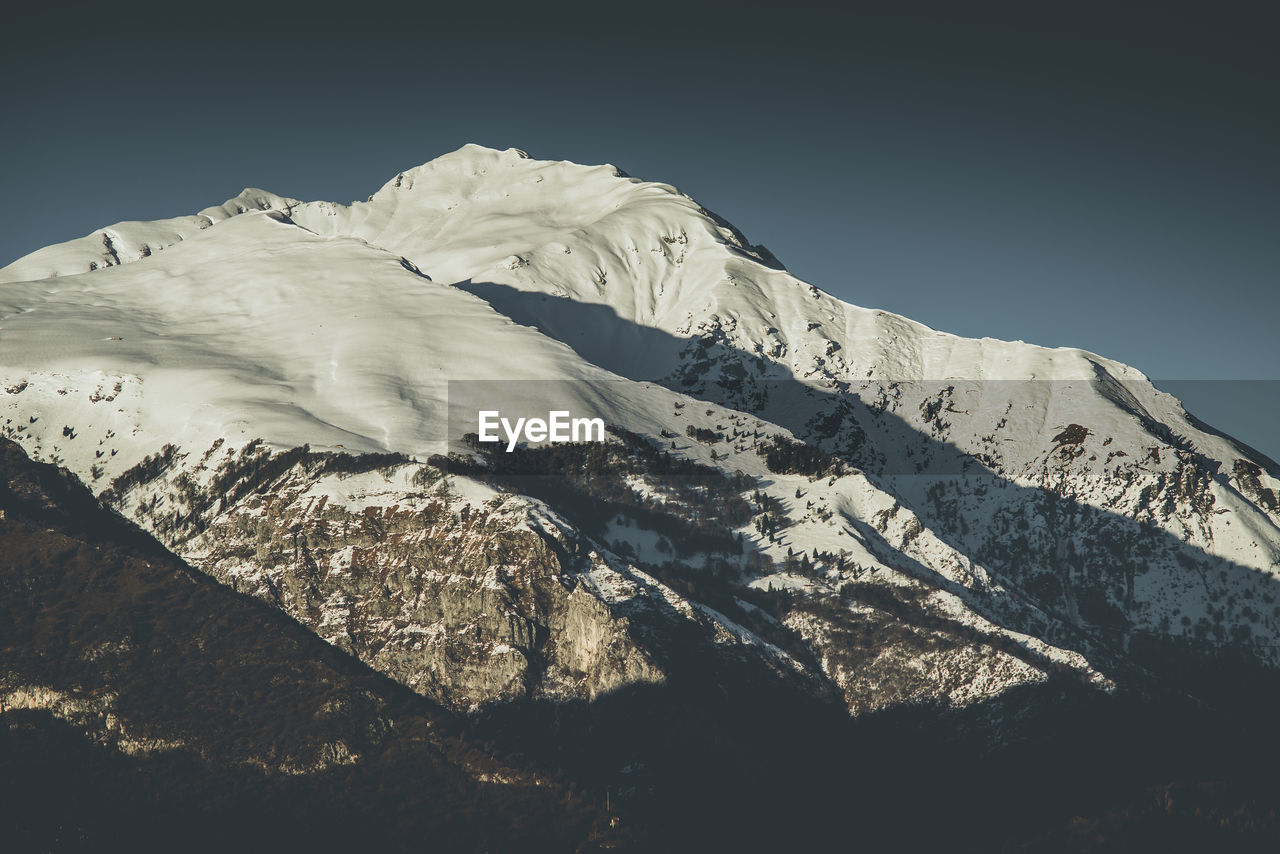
3,1 -> 1276,460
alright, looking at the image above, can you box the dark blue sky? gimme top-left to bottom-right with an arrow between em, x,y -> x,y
3,1 -> 1276,460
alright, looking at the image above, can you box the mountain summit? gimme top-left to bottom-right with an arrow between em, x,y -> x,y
3,145 -> 1280,849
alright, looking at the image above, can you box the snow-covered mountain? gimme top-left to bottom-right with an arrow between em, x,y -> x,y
3,143 -> 1280,848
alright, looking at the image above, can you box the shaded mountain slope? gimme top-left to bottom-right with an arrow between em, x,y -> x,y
0,438 -> 619,852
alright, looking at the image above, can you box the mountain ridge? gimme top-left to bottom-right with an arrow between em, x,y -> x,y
2,143 -> 1280,848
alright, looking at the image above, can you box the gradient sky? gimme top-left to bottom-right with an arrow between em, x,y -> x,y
3,1 -> 1276,460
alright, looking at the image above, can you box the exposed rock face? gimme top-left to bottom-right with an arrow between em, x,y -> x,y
167,456 -> 667,713
87,435 -> 1105,722
93,441 -> 848,717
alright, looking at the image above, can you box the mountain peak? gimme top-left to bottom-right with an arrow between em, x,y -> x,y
378,143 -> 628,198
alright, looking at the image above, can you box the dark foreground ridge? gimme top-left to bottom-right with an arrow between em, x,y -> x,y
6,436 -> 1280,851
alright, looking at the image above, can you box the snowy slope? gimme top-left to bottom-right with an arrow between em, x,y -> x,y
0,202 -> 711,468
0,189 -> 299,284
